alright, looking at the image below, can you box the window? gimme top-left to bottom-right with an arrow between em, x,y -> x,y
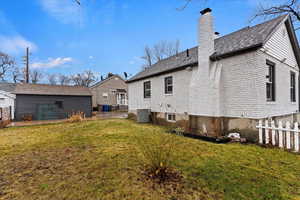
103,93 -> 108,98
291,71 -> 296,102
266,60 -> 275,102
144,81 -> 151,98
55,101 -> 63,109
166,113 -> 176,122
164,76 -> 173,94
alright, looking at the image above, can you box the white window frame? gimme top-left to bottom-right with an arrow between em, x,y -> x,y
290,71 -> 296,103
166,113 -> 176,122
164,76 -> 173,95
143,81 -> 151,98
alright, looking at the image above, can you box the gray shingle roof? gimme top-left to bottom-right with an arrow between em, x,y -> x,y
13,84 -> 92,96
0,83 -> 17,93
127,15 -> 288,83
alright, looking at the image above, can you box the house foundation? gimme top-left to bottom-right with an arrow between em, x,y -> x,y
130,110 -> 300,138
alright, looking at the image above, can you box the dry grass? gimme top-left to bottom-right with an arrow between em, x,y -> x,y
0,119 -> 299,200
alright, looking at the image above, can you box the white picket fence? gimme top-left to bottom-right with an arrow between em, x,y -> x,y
256,120 -> 300,152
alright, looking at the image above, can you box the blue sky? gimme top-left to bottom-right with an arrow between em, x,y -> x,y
0,0 -> 277,78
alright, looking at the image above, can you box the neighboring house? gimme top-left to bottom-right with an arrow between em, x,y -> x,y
11,84 -> 92,121
127,9 -> 300,136
0,83 -> 16,120
90,74 -> 128,110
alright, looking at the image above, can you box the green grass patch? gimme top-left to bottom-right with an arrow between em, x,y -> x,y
0,119 -> 299,200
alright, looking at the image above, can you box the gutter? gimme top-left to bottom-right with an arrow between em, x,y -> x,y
126,62 -> 198,83
210,44 -> 263,61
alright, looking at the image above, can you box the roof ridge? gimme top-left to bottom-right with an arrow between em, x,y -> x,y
18,83 -> 88,88
215,14 -> 287,42
142,46 -> 197,71
90,74 -> 124,88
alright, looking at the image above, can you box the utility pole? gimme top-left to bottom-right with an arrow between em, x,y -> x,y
22,47 -> 29,83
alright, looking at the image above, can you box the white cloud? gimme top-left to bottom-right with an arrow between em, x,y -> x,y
89,56 -> 94,59
39,0 -> 82,25
0,35 -> 37,55
32,57 -> 73,69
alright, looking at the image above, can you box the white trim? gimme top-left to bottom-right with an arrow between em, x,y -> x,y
165,113 -> 176,122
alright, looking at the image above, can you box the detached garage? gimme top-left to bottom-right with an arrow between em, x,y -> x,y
13,84 -> 92,121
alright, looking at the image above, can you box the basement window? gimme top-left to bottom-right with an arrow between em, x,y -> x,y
144,81 -> 151,98
166,113 -> 176,122
266,60 -> 276,102
291,71 -> 296,102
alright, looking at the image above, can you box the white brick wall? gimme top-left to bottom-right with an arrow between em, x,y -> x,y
219,51 -> 261,118
255,50 -> 299,118
128,67 -> 194,115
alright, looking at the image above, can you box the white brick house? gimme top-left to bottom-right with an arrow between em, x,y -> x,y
127,9 -> 300,136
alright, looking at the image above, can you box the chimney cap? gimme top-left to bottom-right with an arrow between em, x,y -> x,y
200,8 -> 212,15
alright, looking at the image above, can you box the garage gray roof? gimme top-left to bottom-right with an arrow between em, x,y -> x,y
128,15 -> 289,83
13,84 -> 92,96
0,83 -> 17,93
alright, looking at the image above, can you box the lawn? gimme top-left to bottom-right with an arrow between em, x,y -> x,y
0,119 -> 299,200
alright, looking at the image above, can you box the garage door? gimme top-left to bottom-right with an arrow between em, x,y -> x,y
37,104 -> 66,120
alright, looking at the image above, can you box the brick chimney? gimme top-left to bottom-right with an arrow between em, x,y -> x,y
198,8 -> 214,75
189,8 -> 222,117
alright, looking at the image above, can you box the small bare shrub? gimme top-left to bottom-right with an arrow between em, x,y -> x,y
127,113 -> 137,120
67,112 -> 85,123
0,120 -> 11,128
22,114 -> 33,121
137,131 -> 181,183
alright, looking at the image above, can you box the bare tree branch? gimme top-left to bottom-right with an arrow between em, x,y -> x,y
47,74 -> 58,85
141,40 -> 181,69
251,0 -> 300,31
30,70 -> 43,84
177,0 -> 193,11
0,52 -> 15,81
11,67 -> 23,83
58,74 -> 71,85
71,70 -> 99,87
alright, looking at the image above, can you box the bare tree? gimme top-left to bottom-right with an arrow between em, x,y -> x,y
252,0 -> 300,30
58,74 -> 71,85
141,40 -> 180,68
141,46 -> 153,67
11,67 -> 23,83
0,52 -> 15,81
47,74 -> 58,85
71,70 -> 98,87
30,70 -> 43,84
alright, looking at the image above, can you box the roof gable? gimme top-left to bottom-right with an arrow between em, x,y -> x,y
0,90 -> 16,99
263,17 -> 298,67
90,75 -> 125,89
0,83 -> 16,93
